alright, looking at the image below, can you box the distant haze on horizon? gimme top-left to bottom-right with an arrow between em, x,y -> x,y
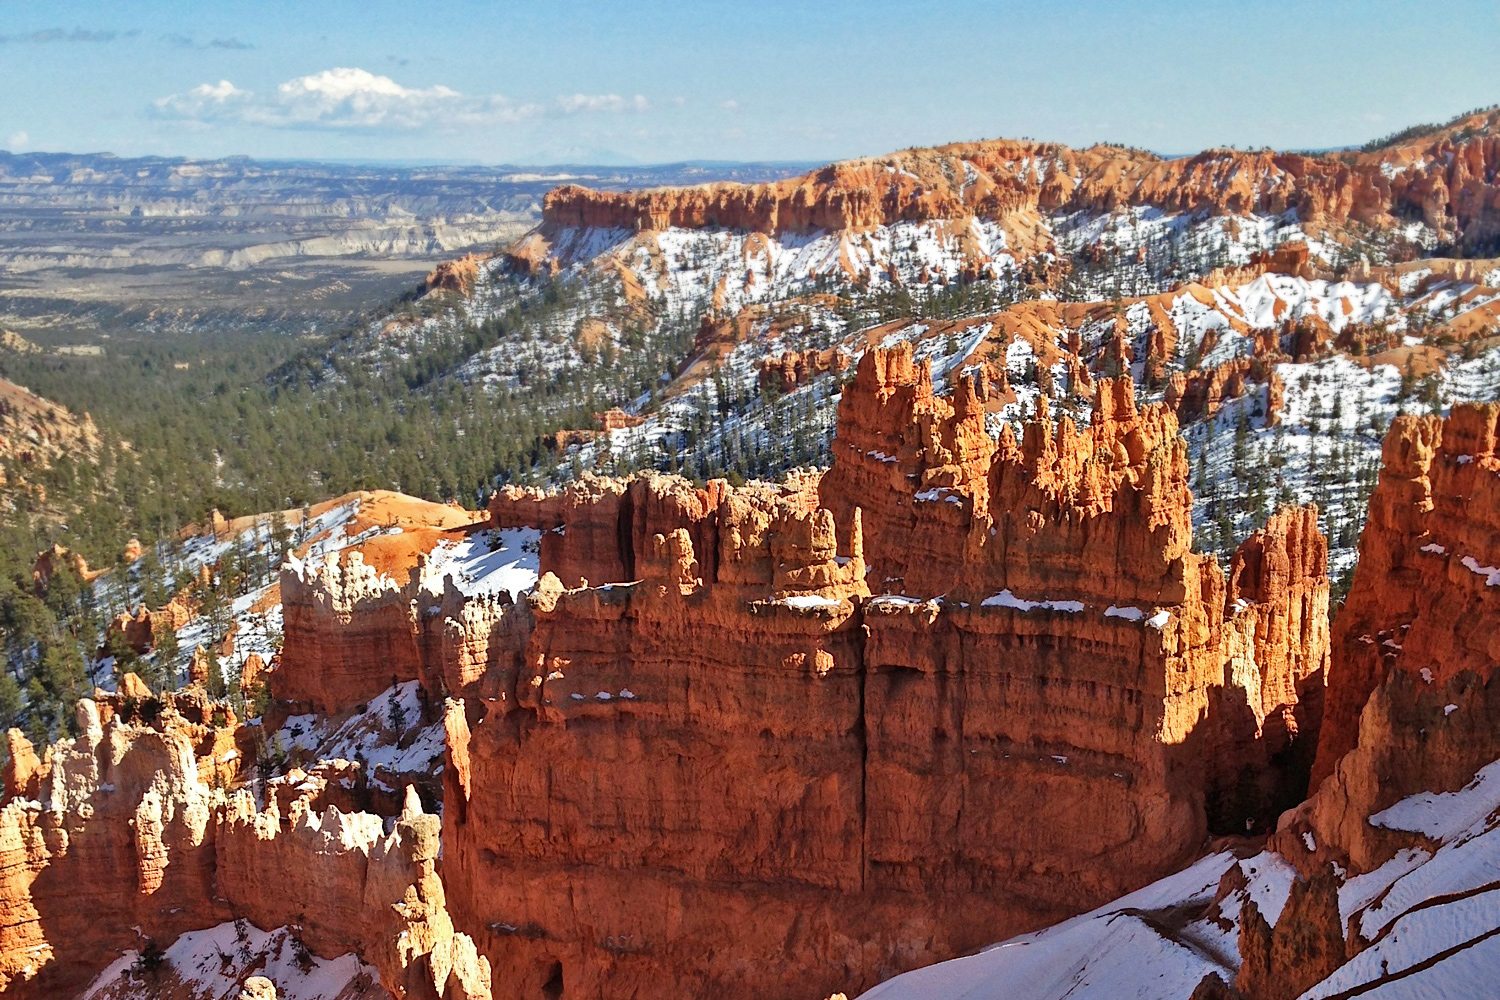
1,0 -> 1496,167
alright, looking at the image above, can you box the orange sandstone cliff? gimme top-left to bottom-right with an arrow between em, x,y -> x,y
830,399 -> 1499,1000
1294,402 -> 1500,865
1232,403 -> 1500,999
0,354 -> 1348,999
442,344 -> 1329,999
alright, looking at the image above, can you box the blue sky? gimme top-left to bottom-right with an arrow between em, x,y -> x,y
1,0 -> 1496,165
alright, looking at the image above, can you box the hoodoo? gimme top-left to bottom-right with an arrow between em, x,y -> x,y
0,693 -> 491,999
855,404 -> 1500,1000
442,345 -> 1330,998
4,73 -> 1499,1000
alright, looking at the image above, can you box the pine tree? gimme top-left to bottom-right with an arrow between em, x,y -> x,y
0,674 -> 22,730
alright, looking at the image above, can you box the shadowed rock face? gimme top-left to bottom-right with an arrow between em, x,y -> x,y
2,345 -> 1329,1000
446,345 -> 1329,999
1218,404 -> 1500,1000
0,376 -> 1353,998
785,400 -> 1500,1000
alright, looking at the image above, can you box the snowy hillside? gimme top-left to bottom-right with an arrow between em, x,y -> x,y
856,757 -> 1500,1000
438,259 -> 1499,575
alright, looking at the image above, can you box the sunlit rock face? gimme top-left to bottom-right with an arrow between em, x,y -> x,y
446,345 -> 1329,999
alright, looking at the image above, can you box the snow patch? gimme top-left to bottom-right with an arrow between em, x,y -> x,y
981,590 -> 1084,613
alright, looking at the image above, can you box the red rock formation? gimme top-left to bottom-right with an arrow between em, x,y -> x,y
1310,403 -> 1500,788
1,730 -> 39,802
217,785 -> 491,999
1226,506 -> 1330,763
1218,405 -> 1500,996
424,254 -> 488,297
274,532 -> 539,715
819,394 -> 1497,996
759,347 -> 852,392
490,474 -> 740,591
533,111 -> 1500,248
444,345 -> 1329,999
0,699 -> 489,999
105,597 -> 195,655
1235,867 -> 1346,1000
448,481 -> 876,1000
596,407 -> 642,432
30,543 -> 101,591
0,700 -> 225,996
542,408 -> 648,452
117,670 -> 154,701
1164,357 -> 1279,425
1284,403 -> 1500,875
274,550 -> 427,713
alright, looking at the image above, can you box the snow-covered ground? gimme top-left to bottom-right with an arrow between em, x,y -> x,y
859,852 -> 1242,1000
544,205 -> 1426,312
420,527 -> 540,600
168,499 -> 375,694
81,920 -> 380,1000
269,682 -> 445,795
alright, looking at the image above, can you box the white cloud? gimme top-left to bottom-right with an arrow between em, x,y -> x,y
556,93 -> 649,115
720,99 -> 740,112
5,131 -> 29,150
153,79 -> 251,118
154,68 -> 653,132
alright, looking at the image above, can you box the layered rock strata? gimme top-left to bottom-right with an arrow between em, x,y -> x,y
49,346 -> 1338,1000
1309,402 -> 1500,791
793,397 -> 1500,1000
1220,405 -> 1500,997
1292,402 -> 1500,869
444,344 -> 1329,998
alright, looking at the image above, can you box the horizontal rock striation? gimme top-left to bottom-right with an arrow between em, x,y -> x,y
1311,402 -> 1500,788
443,344 -> 1330,999
275,551 -> 428,714
1228,404 -> 1500,998
839,397 -> 1500,999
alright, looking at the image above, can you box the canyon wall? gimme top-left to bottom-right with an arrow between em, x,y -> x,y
275,551 -> 428,714
0,700 -> 224,997
1223,403 -> 1500,999
0,350 -> 1353,1000
1294,402 -> 1500,869
843,399 -> 1500,1000
445,344 -> 1329,999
